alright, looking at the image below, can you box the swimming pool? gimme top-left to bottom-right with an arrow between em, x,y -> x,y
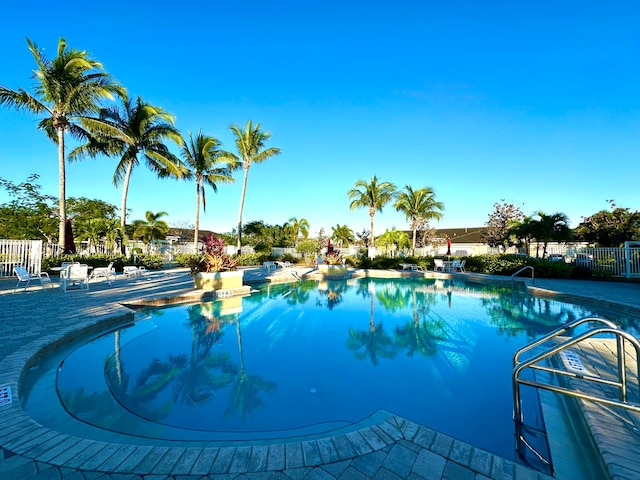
21,276 -> 636,467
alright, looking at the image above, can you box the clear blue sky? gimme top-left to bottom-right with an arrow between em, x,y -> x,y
1,1 -> 638,237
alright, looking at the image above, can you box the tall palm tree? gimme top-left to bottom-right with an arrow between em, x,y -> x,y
394,185 -> 444,254
133,210 -> 170,252
348,176 -> 396,247
180,131 -> 237,251
70,94 -> 183,230
285,217 -> 310,246
0,37 -> 122,244
229,120 -> 281,249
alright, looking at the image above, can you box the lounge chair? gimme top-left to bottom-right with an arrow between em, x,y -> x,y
91,261 -> 115,285
13,265 -> 53,293
123,265 -> 146,278
399,263 -> 413,270
275,261 -> 294,269
433,259 -> 445,272
60,264 -> 90,292
410,264 -> 425,272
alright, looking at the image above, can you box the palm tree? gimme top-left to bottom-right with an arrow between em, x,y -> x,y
0,37 -> 122,245
70,94 -> 183,230
394,185 -> 444,254
531,212 -> 571,258
377,228 -> 410,256
133,210 -> 170,252
285,217 -> 310,246
331,224 -> 355,247
348,176 -> 396,247
229,120 -> 281,249
180,131 -> 237,251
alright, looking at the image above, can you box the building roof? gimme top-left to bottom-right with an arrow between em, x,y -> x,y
433,227 -> 486,244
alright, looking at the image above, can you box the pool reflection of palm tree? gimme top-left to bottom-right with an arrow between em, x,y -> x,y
481,292 -> 577,339
395,288 -> 444,357
107,304 -> 238,421
225,317 -> 276,420
346,280 -> 398,365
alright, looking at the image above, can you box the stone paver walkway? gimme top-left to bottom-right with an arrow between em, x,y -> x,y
1,265 -> 639,480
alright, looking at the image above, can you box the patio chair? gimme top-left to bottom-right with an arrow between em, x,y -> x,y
91,261 -> 115,285
13,265 -> 53,293
454,259 -> 466,272
410,264 -> 425,272
275,261 -> 294,269
59,261 -> 80,280
433,259 -> 445,272
60,264 -> 90,293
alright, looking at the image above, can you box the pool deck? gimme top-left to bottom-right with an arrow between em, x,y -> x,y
1,266 -> 639,480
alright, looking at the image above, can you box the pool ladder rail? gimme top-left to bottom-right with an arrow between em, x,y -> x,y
511,266 -> 534,287
513,317 -> 640,472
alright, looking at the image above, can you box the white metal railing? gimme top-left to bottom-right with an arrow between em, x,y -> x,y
0,239 -> 43,277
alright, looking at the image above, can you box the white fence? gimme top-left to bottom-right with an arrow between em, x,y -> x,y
0,239 -> 43,277
574,242 -> 640,279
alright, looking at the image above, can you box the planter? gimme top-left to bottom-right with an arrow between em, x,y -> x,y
194,270 -> 244,291
317,264 -> 349,278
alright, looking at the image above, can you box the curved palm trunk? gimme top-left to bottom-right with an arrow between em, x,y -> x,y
120,160 -> 134,228
57,127 -> 66,246
194,183 -> 201,252
114,330 -> 123,386
119,160 -> 134,254
236,164 -> 250,250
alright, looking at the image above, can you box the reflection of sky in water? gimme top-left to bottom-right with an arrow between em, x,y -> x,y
29,277 -> 639,459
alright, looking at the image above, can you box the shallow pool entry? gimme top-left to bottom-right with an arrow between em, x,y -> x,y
23,277 -> 637,463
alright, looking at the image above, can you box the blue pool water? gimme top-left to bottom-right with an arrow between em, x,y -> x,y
22,277 -> 638,461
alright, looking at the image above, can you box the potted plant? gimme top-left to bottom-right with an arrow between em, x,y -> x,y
192,234 -> 244,291
317,241 -> 349,278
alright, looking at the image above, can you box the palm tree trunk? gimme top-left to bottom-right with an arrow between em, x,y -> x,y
120,160 -> 134,229
194,184 -> 201,252
57,127 -> 66,246
236,164 -> 250,250
119,161 -> 134,254
411,218 -> 417,255
369,207 -> 375,247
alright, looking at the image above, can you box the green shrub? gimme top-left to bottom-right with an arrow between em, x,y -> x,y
131,254 -> 163,270
280,253 -> 298,264
174,253 -> 201,270
235,252 -> 273,266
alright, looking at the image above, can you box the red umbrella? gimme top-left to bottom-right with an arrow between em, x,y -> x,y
446,238 -> 451,257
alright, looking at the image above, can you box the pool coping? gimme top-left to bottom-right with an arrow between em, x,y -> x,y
5,268 -> 637,479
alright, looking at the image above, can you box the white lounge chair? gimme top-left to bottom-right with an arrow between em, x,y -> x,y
13,265 -> 53,293
410,264 -> 425,272
399,263 -> 413,270
91,261 -> 115,285
433,259 -> 445,272
123,265 -> 147,278
60,264 -> 90,292
275,261 -> 294,269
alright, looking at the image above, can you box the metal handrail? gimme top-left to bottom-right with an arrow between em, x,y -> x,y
513,317 -> 640,460
511,265 -> 534,286
513,317 -> 617,366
